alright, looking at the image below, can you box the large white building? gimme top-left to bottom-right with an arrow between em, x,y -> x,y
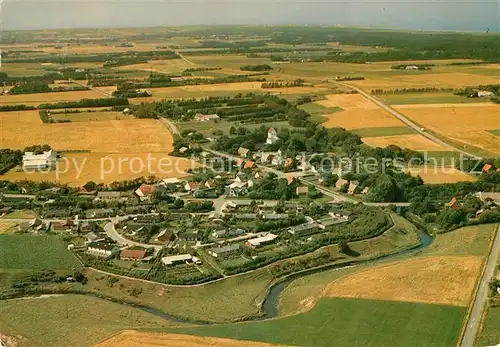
22,150 -> 57,171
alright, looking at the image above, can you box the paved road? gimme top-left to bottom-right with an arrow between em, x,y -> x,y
104,222 -> 163,252
460,224 -> 500,347
159,117 -> 180,135
167,46 -> 196,65
336,82 -> 482,159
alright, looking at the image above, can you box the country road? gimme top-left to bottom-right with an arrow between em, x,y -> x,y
460,224 -> 500,347
336,82 -> 482,159
69,79 -> 112,97
167,45 -> 196,65
159,117 -> 180,135
104,222 -> 163,252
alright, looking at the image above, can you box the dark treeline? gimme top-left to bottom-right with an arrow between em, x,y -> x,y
240,64 -> 273,72
38,98 -> 129,110
372,87 -> 456,95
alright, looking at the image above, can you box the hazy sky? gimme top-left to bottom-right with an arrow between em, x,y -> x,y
3,0 -> 500,32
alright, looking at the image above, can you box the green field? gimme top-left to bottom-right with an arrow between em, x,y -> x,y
298,102 -> 343,116
50,111 -> 134,122
487,129 -> 500,136
421,223 -> 497,257
170,298 -> 466,347
476,305 -> 500,347
0,295 -> 181,347
379,92 -> 490,105
352,126 -> 416,138
0,235 -> 81,270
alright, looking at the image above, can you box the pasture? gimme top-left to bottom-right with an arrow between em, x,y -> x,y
362,134 -> 448,151
0,295 -> 179,347
171,298 -> 466,347
324,256 -> 482,307
0,235 -> 80,270
476,305 -> 500,346
95,331 -> 277,347
394,104 -> 500,155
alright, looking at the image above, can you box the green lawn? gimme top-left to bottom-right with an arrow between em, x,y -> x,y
352,126 -> 416,138
1,210 -> 38,219
169,298 -> 466,347
0,235 -> 80,270
476,305 -> 500,347
487,129 -> 500,136
0,295 -> 182,347
51,111 -> 133,122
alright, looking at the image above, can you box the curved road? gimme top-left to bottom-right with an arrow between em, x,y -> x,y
336,82 -> 482,159
460,224 -> 500,347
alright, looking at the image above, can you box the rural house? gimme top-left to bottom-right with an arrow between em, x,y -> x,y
287,222 -> 319,235
238,147 -> 250,158
448,197 -> 462,210
348,181 -> 360,195
208,243 -> 241,258
161,254 -> 201,266
296,186 -> 309,196
120,248 -> 148,260
336,178 -> 349,190
266,128 -> 280,145
245,233 -> 278,248
135,184 -> 158,200
87,242 -> 118,258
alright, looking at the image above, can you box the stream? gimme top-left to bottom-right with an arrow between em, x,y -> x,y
13,231 -> 434,325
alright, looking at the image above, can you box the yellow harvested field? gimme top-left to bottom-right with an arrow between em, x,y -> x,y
95,330 -> 280,347
404,166 -> 477,184
0,111 -> 194,186
362,134 -> 449,151
320,94 -> 406,129
324,256 -> 483,307
0,90 -> 104,106
394,104 -> 500,155
350,73 -> 500,90
0,221 -> 17,234
318,94 -> 378,109
117,60 -> 196,74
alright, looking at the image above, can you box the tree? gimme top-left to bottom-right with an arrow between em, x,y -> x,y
367,174 -> 400,202
338,240 -> 349,254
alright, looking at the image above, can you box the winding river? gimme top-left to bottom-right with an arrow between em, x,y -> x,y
11,231 -> 434,325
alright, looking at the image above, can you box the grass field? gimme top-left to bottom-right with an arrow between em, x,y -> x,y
96,330 -> 278,347
0,110 -> 194,185
362,134 -> 448,151
487,129 -> 500,136
394,104 -> 500,155
1,210 -> 37,219
50,111 -> 134,122
422,224 -> 497,257
324,256 -> 482,306
352,126 -> 415,137
0,235 -> 81,270
404,166 -> 477,184
0,90 -> 104,106
0,295 -> 181,347
297,102 -> 343,117
170,298 -> 466,347
81,268 -> 274,323
476,306 -> 500,347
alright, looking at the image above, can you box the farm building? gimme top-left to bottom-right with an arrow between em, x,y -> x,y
135,184 -> 158,200
208,244 -> 241,258
245,233 -> 278,248
287,222 -> 319,235
87,242 -> 118,258
194,113 -> 220,122
336,178 -> 349,190
120,248 -> 148,260
348,181 -> 360,195
405,65 -> 419,70
296,186 -> 309,196
94,191 -> 129,202
22,150 -> 57,171
477,91 -> 494,97
155,229 -> 175,242
328,208 -> 354,221
161,254 -> 200,266
238,147 -> 250,158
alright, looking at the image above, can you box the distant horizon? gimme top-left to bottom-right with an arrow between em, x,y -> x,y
4,0 -> 499,32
